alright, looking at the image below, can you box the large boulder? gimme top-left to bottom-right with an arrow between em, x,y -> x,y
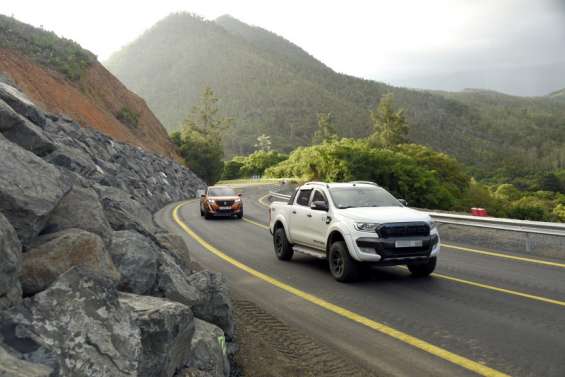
108,230 -> 160,294
0,344 -> 53,377
0,82 -> 46,127
95,184 -> 158,236
188,319 -> 230,377
155,231 -> 192,275
0,98 -> 22,131
155,253 -> 201,307
0,212 -> 22,309
0,267 -> 142,377
21,229 -> 120,295
45,143 -> 99,178
43,185 -> 112,243
0,113 -> 56,157
119,293 -> 195,377
0,135 -> 70,245
187,271 -> 234,341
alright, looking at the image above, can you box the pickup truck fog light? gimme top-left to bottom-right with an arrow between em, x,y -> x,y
360,247 -> 376,254
354,222 -> 380,232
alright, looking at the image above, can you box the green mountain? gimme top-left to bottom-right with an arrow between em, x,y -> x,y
105,13 -> 565,176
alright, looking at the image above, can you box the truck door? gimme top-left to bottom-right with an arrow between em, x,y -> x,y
304,189 -> 330,250
288,188 -> 313,245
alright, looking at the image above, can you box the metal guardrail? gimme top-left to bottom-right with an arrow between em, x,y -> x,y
267,191 -> 565,237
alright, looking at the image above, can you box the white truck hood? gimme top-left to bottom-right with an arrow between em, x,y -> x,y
337,206 -> 431,224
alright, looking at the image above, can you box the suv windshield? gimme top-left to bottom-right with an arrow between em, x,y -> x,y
208,187 -> 236,196
329,186 -> 401,209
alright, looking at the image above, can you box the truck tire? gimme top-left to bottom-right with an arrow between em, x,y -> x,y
328,241 -> 360,282
408,257 -> 436,277
273,227 -> 294,261
204,210 -> 213,220
236,209 -> 243,219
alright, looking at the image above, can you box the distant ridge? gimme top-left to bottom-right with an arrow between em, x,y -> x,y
106,12 -> 565,175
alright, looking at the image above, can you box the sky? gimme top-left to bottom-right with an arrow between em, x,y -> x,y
2,0 -> 564,95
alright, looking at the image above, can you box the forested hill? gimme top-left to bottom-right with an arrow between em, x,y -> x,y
105,13 -> 565,176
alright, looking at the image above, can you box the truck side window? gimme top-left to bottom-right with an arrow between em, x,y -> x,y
296,189 -> 312,206
288,189 -> 299,205
311,190 -> 327,205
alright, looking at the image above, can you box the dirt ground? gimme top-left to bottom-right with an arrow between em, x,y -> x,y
230,297 -> 377,377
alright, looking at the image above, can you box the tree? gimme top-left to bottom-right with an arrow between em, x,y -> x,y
312,112 -> 337,144
182,86 -> 233,137
174,87 -> 232,184
254,134 -> 272,151
369,94 -> 409,147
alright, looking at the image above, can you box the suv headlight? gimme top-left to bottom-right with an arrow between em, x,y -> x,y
353,222 -> 380,232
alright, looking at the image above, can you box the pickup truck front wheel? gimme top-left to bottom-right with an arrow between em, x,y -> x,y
408,257 -> 436,277
329,241 -> 360,282
274,227 -> 294,261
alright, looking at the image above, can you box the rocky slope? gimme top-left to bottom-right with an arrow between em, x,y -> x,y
0,14 -> 181,162
0,80 -> 234,377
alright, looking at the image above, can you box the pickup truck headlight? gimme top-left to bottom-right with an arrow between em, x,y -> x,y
353,222 -> 380,232
430,221 -> 438,231
207,199 -> 215,204
234,198 -> 241,203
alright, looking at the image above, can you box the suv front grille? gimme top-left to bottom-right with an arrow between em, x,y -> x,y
377,222 -> 430,238
216,200 -> 234,206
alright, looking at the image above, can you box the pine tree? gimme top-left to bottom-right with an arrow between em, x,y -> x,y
369,94 -> 409,147
312,112 -> 337,144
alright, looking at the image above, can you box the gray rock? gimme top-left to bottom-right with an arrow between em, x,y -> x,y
0,266 -> 142,377
155,232 -> 192,275
1,114 -> 56,157
0,136 -> 70,245
119,293 -> 195,377
21,229 -> 120,295
45,143 -> 99,178
0,344 -> 53,377
95,184 -> 158,236
189,319 -> 230,377
155,253 -> 201,306
176,368 -> 214,377
187,271 -> 234,340
0,98 -> 22,131
0,213 -> 22,310
43,186 -> 112,243
0,82 -> 46,127
109,230 -> 160,294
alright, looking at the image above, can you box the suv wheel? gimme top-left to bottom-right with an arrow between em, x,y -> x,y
273,227 -> 293,261
408,257 -> 437,277
328,241 -> 360,282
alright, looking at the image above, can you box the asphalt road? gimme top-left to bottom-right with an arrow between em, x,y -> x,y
155,184 -> 565,377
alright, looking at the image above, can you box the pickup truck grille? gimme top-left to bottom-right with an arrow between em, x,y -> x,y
377,222 -> 430,238
216,200 -> 234,206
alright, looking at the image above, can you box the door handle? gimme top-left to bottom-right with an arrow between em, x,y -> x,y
292,211 -> 296,214
307,214 -> 312,218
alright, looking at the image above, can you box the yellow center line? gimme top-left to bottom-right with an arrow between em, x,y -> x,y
442,243 -> 565,269
258,193 -> 565,269
172,201 -> 509,377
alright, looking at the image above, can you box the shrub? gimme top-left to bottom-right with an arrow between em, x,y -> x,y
116,107 -> 139,129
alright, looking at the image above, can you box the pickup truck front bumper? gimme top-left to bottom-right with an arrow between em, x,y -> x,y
344,233 -> 440,264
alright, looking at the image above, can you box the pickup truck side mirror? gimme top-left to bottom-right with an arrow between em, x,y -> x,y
200,194 -> 205,198
399,199 -> 408,206
237,193 -> 242,197
311,201 -> 329,211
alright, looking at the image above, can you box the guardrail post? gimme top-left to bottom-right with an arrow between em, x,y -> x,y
525,233 -> 532,253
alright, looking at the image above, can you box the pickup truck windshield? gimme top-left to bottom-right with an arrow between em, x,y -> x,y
329,186 -> 401,209
208,187 -> 236,196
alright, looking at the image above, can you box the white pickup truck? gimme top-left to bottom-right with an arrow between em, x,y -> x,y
268,181 -> 440,282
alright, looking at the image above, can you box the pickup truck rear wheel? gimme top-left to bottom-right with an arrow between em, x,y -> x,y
329,241 -> 360,282
273,227 -> 293,261
408,257 -> 437,277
